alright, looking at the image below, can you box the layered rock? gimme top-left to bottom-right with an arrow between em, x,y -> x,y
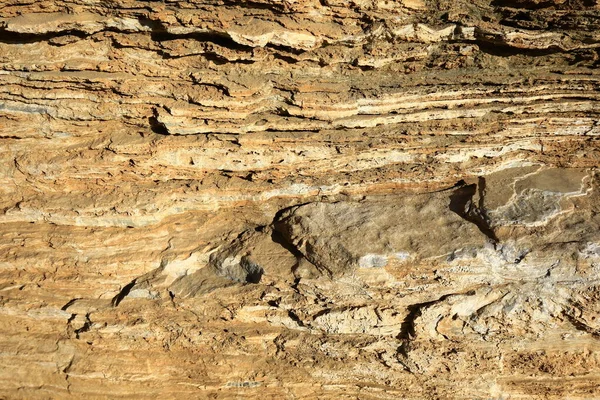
1,0 -> 600,398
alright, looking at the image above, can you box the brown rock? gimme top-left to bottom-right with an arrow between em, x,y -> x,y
1,0 -> 600,398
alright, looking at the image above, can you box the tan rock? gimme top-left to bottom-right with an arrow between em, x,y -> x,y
1,0 -> 600,398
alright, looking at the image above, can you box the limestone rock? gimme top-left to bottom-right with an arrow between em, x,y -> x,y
1,0 -> 600,398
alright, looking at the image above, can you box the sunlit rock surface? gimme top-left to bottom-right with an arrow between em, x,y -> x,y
1,0 -> 600,398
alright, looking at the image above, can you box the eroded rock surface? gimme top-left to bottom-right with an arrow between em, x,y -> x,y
1,0 -> 600,399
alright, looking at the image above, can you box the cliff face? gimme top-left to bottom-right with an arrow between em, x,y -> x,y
1,1 -> 600,398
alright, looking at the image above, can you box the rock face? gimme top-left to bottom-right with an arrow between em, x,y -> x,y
1,0 -> 600,398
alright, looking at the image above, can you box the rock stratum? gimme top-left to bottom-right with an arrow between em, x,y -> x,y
1,0 -> 600,398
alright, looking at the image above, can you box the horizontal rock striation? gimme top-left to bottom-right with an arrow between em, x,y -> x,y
1,0 -> 600,398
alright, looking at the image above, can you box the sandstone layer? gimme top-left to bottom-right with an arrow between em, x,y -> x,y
1,0 -> 600,399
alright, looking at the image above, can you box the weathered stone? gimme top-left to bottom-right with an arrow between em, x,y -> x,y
1,0 -> 600,398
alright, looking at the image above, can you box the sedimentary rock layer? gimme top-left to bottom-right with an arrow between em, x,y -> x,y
1,0 -> 599,398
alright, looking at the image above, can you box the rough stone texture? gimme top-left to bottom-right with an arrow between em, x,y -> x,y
1,0 -> 600,398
